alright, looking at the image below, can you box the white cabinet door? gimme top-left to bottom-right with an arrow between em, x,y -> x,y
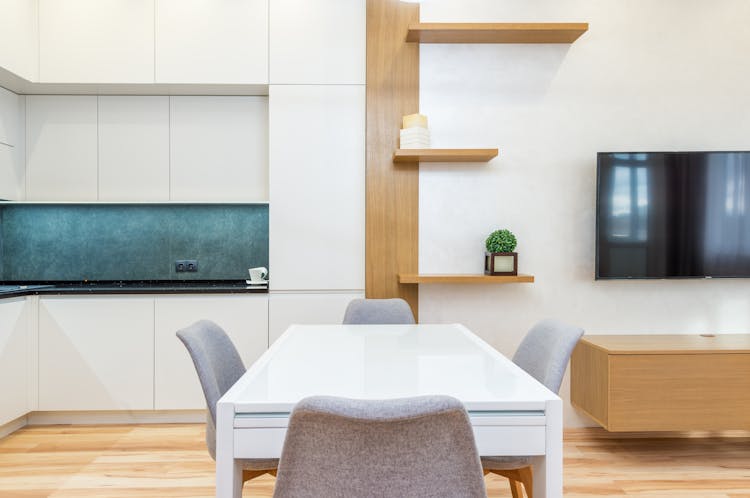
0,298 -> 29,425
154,295 -> 268,410
268,292 -> 363,345
170,96 -> 268,202
156,0 -> 268,84
0,88 -> 25,201
38,297 -> 154,411
270,0 -> 365,85
0,87 -> 23,147
39,0 -> 154,84
26,96 -> 98,201
269,85 -> 365,290
98,96 -> 170,201
0,145 -> 25,201
0,0 -> 39,81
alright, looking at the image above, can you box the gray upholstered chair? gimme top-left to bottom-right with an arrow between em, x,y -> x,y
342,298 -> 416,325
177,320 -> 278,484
273,395 -> 486,498
482,319 -> 584,498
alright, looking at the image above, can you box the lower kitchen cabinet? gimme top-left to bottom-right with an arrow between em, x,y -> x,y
0,298 -> 30,425
38,297 -> 155,411
268,292 -> 363,345
154,295 -> 269,410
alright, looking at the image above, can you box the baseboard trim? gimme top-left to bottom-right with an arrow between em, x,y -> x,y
0,415 -> 28,439
26,410 -> 205,426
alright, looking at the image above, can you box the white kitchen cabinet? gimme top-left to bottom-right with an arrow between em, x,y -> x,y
0,0 -> 39,81
156,0 -> 268,85
270,0 -> 365,85
268,292 -> 363,345
0,298 -> 30,426
39,0 -> 154,84
269,85 -> 365,290
26,96 -> 98,201
98,96 -> 170,201
0,88 -> 25,200
0,87 -> 23,147
170,96 -> 268,202
154,295 -> 268,410
0,145 -> 24,201
38,297 -> 154,411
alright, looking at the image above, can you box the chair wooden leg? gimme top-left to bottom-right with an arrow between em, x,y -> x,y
242,469 -> 276,482
516,466 -> 533,498
509,478 -> 523,498
488,466 -> 534,498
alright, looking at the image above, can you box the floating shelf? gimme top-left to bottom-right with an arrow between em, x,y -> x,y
393,148 -> 499,163
399,274 -> 535,284
406,23 -> 589,44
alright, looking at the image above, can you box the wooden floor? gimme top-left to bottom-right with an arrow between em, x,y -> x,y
0,424 -> 749,497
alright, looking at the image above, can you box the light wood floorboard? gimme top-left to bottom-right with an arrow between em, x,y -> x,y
0,425 -> 748,497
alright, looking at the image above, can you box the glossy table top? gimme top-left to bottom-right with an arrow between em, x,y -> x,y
225,324 -> 558,414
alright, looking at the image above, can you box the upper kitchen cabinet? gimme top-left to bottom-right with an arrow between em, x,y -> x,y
0,88 -> 24,147
269,85 -> 365,291
0,144 -> 25,201
170,96 -> 269,202
98,96 -> 170,201
270,0 -> 365,85
39,0 -> 155,84
0,88 -> 25,201
0,0 -> 39,82
156,0 -> 269,85
26,96 -> 98,201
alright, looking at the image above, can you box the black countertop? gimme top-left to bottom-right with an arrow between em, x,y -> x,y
0,281 -> 268,299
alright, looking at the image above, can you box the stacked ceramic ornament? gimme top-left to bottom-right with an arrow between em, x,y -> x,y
399,113 -> 430,149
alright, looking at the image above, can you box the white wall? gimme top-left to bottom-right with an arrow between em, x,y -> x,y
418,0 -> 750,427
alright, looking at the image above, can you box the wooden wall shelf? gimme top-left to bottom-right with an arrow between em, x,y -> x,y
399,274 -> 535,284
406,23 -> 589,44
393,148 -> 498,163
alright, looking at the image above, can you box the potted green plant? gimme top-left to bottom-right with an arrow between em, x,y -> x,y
484,229 -> 518,276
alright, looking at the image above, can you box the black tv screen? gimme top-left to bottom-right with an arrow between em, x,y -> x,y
596,152 -> 750,279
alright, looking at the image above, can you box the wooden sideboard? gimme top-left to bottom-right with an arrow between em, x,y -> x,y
571,334 -> 750,432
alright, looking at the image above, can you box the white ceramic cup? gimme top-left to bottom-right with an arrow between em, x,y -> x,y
248,267 -> 268,282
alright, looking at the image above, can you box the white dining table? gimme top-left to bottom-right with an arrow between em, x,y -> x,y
216,324 -> 562,498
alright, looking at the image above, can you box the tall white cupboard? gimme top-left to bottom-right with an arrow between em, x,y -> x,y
268,85 -> 365,291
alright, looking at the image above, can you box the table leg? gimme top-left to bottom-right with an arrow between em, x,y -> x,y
216,401 -> 243,498
534,398 -> 563,498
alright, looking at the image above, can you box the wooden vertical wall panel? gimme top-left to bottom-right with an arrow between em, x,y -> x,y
366,0 -> 420,319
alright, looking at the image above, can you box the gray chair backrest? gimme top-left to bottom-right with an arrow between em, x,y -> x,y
342,298 -> 416,325
273,395 -> 486,498
513,319 -> 585,394
177,320 -> 246,458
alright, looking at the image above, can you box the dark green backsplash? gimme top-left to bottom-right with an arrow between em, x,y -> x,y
0,204 -> 268,282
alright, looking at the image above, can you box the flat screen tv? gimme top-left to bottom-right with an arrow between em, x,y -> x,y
596,151 -> 750,279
